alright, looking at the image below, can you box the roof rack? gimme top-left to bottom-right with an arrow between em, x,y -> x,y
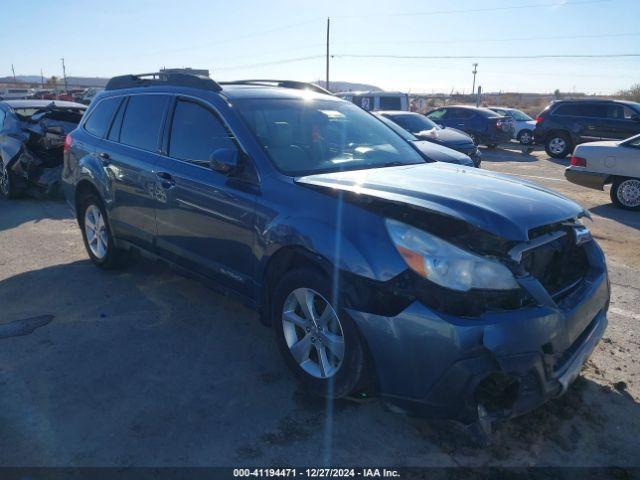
219,79 -> 331,95
105,72 -> 222,92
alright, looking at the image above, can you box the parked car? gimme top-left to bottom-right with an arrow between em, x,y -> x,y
534,99 -> 640,159
63,72 -> 609,437
0,87 -> 32,100
565,134 -> 640,210
373,113 -> 476,167
425,105 -> 514,148
336,91 -> 409,111
376,110 -> 481,166
489,107 -> 536,145
0,99 -> 86,198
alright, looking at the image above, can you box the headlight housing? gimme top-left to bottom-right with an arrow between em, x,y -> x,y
385,219 -> 519,292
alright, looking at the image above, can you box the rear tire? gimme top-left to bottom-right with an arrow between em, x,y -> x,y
517,129 -> 533,145
611,177 -> 640,211
271,268 -> 367,399
545,132 -> 572,158
79,194 -> 126,269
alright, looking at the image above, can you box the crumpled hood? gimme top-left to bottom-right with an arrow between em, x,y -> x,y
296,163 -> 586,241
414,127 -> 474,147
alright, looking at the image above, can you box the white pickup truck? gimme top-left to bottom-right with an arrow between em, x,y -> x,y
565,134 -> 640,210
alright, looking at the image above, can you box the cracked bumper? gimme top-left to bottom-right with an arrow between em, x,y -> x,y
347,242 -> 609,423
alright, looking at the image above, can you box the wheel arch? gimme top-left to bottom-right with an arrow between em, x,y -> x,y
258,245 -> 333,326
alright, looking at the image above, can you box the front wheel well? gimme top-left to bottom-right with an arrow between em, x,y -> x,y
259,247 -> 332,326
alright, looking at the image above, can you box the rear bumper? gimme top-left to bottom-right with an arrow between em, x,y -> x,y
565,168 -> 610,191
347,240 -> 609,424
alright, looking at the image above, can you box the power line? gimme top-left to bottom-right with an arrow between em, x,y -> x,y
333,0 -> 613,18
332,53 -> 640,60
216,55 -> 325,71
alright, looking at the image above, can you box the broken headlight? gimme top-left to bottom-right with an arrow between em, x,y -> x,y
385,219 -> 519,292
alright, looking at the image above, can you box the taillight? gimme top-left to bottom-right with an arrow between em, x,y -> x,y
63,134 -> 73,154
536,116 -> 543,124
570,156 -> 586,167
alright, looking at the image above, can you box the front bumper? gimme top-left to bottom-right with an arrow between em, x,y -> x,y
347,240 -> 609,424
565,168 -> 610,191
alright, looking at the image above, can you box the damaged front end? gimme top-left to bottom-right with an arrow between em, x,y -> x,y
2,103 -> 85,198
294,165 -> 609,434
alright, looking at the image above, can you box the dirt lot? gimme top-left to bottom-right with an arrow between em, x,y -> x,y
0,146 -> 639,467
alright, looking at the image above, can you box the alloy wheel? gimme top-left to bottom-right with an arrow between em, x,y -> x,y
519,131 -> 532,145
549,137 -> 566,155
282,288 -> 345,379
84,205 -> 109,259
617,179 -> 640,208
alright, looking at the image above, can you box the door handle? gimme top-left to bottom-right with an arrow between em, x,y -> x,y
98,152 -> 110,166
156,171 -> 175,189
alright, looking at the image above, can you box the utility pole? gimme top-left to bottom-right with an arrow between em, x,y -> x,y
61,57 -> 68,92
11,64 -> 16,83
325,17 -> 330,92
471,63 -> 478,99
40,69 -> 45,88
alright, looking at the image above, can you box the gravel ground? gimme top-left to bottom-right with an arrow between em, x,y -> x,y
0,146 -> 638,467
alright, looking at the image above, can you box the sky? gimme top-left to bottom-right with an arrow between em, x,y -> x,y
2,0 -> 639,94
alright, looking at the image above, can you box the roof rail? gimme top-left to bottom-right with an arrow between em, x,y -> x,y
219,79 -> 332,95
105,72 -> 222,92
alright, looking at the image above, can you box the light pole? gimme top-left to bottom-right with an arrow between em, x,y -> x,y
471,63 -> 478,98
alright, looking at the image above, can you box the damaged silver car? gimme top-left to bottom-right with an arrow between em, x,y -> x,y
0,100 -> 86,198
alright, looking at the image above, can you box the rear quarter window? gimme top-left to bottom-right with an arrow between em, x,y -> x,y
84,97 -> 121,138
120,95 -> 169,151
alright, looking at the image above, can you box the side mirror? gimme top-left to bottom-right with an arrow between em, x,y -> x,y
209,147 -> 238,174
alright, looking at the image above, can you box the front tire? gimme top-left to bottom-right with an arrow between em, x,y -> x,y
271,268 -> 367,399
545,133 -> 572,158
611,177 -> 640,211
79,194 -> 126,269
0,162 -> 17,199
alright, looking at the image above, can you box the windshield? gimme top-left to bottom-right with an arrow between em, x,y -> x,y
374,114 -> 418,141
510,109 -> 533,121
385,113 -> 438,134
235,98 -> 424,175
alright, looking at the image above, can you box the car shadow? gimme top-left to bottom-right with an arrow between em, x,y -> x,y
590,204 -> 640,230
0,198 -> 73,232
479,146 -> 539,163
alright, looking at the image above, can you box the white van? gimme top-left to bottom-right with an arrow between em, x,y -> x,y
0,88 -> 31,100
335,91 -> 409,111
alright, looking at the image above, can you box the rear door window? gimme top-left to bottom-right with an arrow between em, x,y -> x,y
84,97 -> 121,138
120,94 -> 169,151
168,99 -> 236,163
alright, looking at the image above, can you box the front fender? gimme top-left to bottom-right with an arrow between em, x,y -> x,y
259,215 -> 376,280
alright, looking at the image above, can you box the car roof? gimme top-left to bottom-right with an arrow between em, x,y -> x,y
554,99 -> 640,106
3,99 -> 87,110
220,84 -> 343,102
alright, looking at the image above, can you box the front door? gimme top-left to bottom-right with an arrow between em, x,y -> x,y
154,97 -> 257,297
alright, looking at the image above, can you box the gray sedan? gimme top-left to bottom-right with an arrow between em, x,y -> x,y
565,134 -> 640,210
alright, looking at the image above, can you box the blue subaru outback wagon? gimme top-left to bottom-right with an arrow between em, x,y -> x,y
62,73 -> 609,436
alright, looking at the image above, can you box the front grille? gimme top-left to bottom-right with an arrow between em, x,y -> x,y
521,232 -> 589,301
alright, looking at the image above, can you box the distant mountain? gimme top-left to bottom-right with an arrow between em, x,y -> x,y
315,80 -> 383,93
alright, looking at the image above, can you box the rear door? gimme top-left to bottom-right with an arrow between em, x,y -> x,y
603,104 -> 640,140
98,93 -> 170,251
154,96 -> 258,297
